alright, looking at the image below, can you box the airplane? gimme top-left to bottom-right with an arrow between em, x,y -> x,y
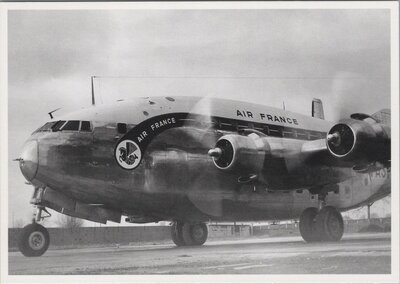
16,95 -> 391,257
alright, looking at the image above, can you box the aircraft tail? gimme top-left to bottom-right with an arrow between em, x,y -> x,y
312,98 -> 324,120
371,109 -> 390,126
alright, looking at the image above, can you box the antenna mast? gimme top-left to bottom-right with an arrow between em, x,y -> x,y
91,76 -> 96,106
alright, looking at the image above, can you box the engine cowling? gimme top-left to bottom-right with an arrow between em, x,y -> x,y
326,118 -> 390,162
208,133 -> 268,175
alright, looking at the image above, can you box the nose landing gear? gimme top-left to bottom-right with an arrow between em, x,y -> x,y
18,206 -> 51,257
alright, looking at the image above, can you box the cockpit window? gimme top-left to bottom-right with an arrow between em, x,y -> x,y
80,121 -> 91,132
51,120 -> 66,131
43,122 -> 56,130
61,120 -> 80,131
35,120 -> 92,133
33,121 -> 57,133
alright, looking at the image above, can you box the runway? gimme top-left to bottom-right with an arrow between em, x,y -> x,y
8,233 -> 390,274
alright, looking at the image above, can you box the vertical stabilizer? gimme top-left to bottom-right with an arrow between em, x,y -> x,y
312,98 -> 324,120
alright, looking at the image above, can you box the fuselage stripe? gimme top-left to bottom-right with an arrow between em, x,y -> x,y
115,112 -> 327,170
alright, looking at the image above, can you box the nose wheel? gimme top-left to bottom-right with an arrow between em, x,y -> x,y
18,205 -> 51,257
18,223 -> 50,257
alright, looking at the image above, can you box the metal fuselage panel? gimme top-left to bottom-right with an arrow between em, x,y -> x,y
25,97 -> 391,222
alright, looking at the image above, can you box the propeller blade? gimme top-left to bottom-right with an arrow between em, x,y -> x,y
182,96 -> 226,217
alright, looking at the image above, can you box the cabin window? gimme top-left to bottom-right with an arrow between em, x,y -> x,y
80,121 -> 92,132
211,118 -> 220,129
62,120 -> 80,131
283,130 -> 296,138
268,125 -> 282,137
236,123 -> 247,131
298,130 -> 310,140
117,123 -> 127,134
52,120 -> 66,131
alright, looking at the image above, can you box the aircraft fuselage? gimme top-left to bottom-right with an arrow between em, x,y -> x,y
20,97 -> 391,223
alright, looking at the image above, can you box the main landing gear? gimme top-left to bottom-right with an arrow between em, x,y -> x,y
171,221 -> 208,246
18,206 -> 51,257
299,205 -> 344,243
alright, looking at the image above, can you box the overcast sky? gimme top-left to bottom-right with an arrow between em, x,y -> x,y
7,9 -> 391,226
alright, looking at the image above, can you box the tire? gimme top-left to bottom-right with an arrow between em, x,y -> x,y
182,223 -> 208,246
181,223 -> 194,246
315,206 -> 344,242
171,222 -> 185,246
299,207 -> 320,243
189,223 -> 208,246
18,223 -> 50,257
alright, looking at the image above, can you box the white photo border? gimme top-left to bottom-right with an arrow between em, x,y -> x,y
0,1 -> 398,283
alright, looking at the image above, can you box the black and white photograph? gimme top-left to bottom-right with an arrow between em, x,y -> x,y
1,1 -> 399,283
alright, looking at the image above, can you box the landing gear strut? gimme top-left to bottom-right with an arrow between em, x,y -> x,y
171,221 -> 208,246
18,206 -> 51,257
299,204 -> 344,243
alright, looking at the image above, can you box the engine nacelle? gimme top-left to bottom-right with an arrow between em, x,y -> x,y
326,118 -> 390,162
208,133 -> 268,175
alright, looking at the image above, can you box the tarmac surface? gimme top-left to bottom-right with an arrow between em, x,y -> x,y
8,233 -> 390,275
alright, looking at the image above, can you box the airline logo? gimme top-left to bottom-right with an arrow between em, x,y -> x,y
114,113 -> 188,170
115,139 -> 142,170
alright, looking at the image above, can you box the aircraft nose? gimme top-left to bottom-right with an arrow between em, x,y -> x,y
19,140 -> 39,181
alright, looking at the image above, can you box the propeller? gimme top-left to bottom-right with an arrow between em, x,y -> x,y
181,96 -> 230,218
207,148 -> 222,159
327,132 -> 341,147
183,96 -> 221,148
327,123 -> 355,156
208,138 -> 234,169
